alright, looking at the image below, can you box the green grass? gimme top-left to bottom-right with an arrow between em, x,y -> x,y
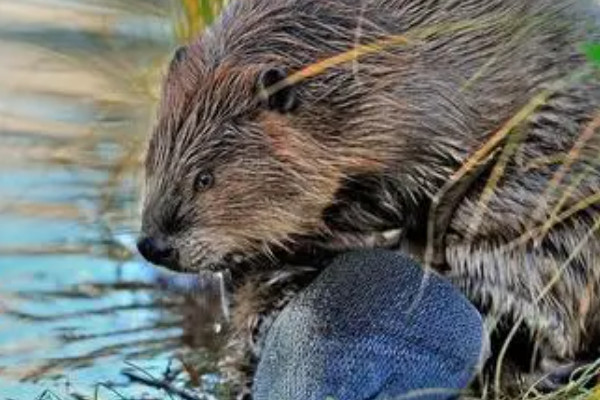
583,42 -> 600,69
174,0 -> 228,42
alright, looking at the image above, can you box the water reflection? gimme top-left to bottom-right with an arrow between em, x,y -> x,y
0,1 -> 227,398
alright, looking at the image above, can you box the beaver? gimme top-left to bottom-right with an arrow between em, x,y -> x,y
138,0 -> 600,395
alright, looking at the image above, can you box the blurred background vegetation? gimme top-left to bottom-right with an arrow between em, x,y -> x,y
0,1 -> 230,399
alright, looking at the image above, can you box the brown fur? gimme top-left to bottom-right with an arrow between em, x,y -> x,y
220,267 -> 321,396
140,0 -> 600,395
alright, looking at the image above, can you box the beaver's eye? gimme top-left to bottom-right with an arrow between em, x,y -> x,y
194,171 -> 214,192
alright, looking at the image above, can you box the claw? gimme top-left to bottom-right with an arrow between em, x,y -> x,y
236,389 -> 252,400
533,358 -> 590,392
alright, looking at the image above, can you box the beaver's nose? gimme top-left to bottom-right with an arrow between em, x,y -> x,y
137,237 -> 177,267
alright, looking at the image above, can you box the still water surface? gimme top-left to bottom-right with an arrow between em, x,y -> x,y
0,1 -> 227,398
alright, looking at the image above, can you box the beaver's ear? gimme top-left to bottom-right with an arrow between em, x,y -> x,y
169,46 -> 188,71
257,67 -> 298,113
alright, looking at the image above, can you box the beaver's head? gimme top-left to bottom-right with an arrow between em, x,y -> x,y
137,44 -> 387,273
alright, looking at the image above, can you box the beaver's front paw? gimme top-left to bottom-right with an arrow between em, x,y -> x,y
525,357 -> 595,392
235,386 -> 253,400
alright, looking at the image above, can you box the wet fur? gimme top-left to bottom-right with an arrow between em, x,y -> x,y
141,0 -> 600,396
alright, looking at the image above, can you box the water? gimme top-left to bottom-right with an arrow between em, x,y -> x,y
0,1 -> 228,398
